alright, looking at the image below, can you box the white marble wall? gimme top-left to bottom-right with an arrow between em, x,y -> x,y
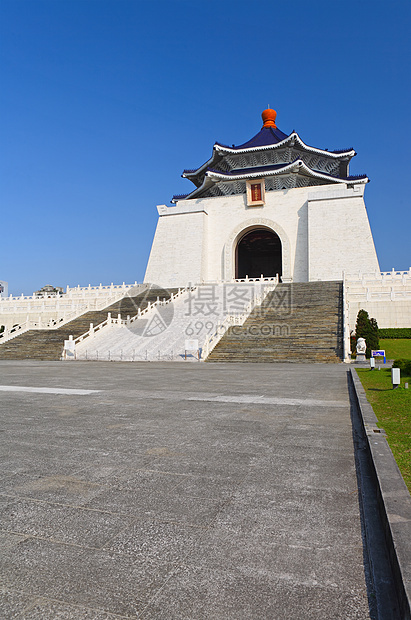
144,182 -> 380,287
345,270 -> 411,329
348,300 -> 411,328
0,284 -> 139,332
308,186 -> 379,280
144,208 -> 207,287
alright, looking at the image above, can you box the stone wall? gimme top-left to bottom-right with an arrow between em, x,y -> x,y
345,270 -> 411,329
144,208 -> 207,287
348,300 -> 411,329
0,283 -> 137,332
307,186 -> 379,280
144,183 -> 380,287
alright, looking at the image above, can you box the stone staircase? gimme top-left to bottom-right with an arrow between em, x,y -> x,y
207,281 -> 343,363
0,287 -> 178,361
74,282 -> 268,362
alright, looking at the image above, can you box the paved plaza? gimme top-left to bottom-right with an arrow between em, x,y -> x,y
0,360 -> 389,618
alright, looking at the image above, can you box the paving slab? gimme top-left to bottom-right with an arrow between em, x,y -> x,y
0,360 -> 400,618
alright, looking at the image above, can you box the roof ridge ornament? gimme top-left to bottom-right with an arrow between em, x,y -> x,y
261,108 -> 277,129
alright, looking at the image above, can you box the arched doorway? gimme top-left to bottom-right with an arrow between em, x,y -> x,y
236,228 -> 282,279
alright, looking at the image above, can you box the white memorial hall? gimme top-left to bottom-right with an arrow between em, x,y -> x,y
0,109 -> 410,362
145,108 -> 379,287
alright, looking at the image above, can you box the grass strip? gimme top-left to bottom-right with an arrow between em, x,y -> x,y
379,339 -> 411,360
356,367 -> 411,493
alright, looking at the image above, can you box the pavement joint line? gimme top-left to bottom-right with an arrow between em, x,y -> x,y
185,394 -> 347,407
2,492 -> 225,525
0,530 -> 104,551
0,385 -> 347,406
138,468 -> 195,477
139,564 -> 185,619
149,517 -> 209,530
0,385 -> 100,395
0,494 -> 129,515
22,595 -> 133,619
119,388 -> 347,408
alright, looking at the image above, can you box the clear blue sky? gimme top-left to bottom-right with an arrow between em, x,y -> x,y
1,0 -> 410,295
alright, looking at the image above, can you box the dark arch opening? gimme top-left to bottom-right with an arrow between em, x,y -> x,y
236,228 -> 282,279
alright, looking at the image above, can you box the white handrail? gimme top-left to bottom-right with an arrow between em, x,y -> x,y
202,279 -> 278,360
342,273 -> 351,362
71,287 -> 197,348
0,281 -> 140,304
0,309 -> 82,344
0,285 -> 148,344
344,268 -> 411,282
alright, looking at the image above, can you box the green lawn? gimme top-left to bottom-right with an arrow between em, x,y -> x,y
379,338 -> 411,360
356,367 -> 411,492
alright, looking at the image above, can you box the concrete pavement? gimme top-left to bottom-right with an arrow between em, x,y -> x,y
0,361 -> 398,618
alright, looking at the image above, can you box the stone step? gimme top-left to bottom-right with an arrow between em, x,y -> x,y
0,287 -> 179,360
207,281 -> 343,363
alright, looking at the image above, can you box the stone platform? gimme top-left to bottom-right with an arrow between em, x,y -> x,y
0,361 -> 401,618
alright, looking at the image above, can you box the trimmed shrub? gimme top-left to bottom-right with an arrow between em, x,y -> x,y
355,309 -> 379,358
379,328 -> 411,339
392,359 -> 411,376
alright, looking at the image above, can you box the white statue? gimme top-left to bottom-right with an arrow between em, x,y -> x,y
356,337 -> 366,354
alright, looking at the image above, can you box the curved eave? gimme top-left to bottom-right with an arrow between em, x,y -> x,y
182,149 -> 221,183
215,132 -> 356,159
182,132 -> 355,185
172,176 -> 215,202
174,161 -> 368,202
207,160 -> 368,184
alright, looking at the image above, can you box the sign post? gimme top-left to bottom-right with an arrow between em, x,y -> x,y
63,336 -> 76,360
185,339 -> 200,360
371,350 -> 386,364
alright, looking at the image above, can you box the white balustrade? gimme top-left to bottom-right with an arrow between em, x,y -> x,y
343,268 -> 411,303
0,282 -> 147,344
342,276 -> 351,362
71,286 -> 197,349
344,268 -> 411,284
73,277 -> 281,362
343,268 -> 411,356
202,278 -> 278,360
0,281 -> 139,306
